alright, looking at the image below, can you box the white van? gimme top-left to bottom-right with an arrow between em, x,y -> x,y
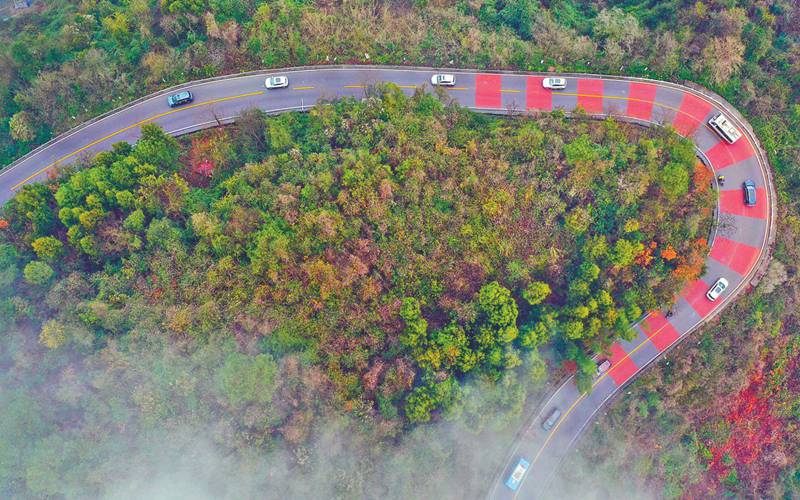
708,114 -> 742,144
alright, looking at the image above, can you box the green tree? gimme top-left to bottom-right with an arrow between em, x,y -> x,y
400,297 -> 429,348
497,0 -> 540,40
659,161 -> 689,199
565,206 -> 592,234
575,350 -> 597,394
31,236 -> 64,262
267,119 -> 294,153
405,385 -> 437,424
23,261 -> 54,286
404,377 -> 460,424
123,209 -> 146,232
579,261 -> 601,282
564,134 -> 601,165
526,350 -> 548,386
162,0 -> 207,15
519,312 -> 558,348
0,391 -> 51,488
247,218 -> 290,278
145,218 -> 183,252
609,239 -> 643,267
477,281 -> 519,343
24,435 -> 75,497
564,320 -> 585,340
9,184 -> 55,237
39,320 -> 67,349
133,124 -> 181,171
0,244 -> 19,291
9,111 -> 36,142
522,281 -> 551,306
217,352 -> 278,409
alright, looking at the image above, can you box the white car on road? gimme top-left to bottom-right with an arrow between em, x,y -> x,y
706,277 -> 729,301
431,74 -> 456,86
542,77 -> 567,89
265,76 -> 289,89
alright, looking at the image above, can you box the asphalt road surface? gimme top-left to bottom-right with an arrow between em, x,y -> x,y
0,66 -> 773,499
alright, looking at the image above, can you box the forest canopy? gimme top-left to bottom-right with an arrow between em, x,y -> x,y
0,86 -> 715,496
1,0 -> 799,497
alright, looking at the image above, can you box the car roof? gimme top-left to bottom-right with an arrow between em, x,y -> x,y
175,91 -> 190,98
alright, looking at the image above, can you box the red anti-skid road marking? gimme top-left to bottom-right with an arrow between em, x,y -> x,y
681,279 -> 721,318
641,312 -> 681,352
672,93 -> 712,137
475,74 -> 502,109
719,188 -> 768,219
626,83 -> 657,121
709,236 -> 760,276
526,76 -> 552,111
607,342 -> 638,386
577,79 -> 604,113
704,139 -> 754,170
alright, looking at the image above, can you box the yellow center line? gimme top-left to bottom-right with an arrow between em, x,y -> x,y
397,85 -> 418,89
343,85 -> 365,89
293,86 -> 314,90
530,320 -> 671,466
11,90 -> 265,191
450,87 -> 469,91
501,89 -> 522,93
531,391 -> 587,464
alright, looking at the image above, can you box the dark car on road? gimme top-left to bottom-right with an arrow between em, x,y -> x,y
167,91 -> 194,107
743,180 -> 757,206
542,408 -> 562,431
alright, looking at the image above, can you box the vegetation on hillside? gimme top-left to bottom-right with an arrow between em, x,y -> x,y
1,0 -> 799,496
0,87 -> 712,497
557,245 -> 800,498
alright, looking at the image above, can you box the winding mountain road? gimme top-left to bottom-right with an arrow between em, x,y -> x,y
0,66 -> 774,499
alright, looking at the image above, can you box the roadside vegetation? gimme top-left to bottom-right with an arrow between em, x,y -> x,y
0,87 -> 712,497
1,0 -> 799,497
557,247 -> 800,498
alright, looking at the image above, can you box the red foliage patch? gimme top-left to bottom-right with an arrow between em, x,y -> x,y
184,129 -> 229,185
562,359 -> 577,373
707,367 -> 783,472
693,342 -> 800,495
194,159 -> 214,177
